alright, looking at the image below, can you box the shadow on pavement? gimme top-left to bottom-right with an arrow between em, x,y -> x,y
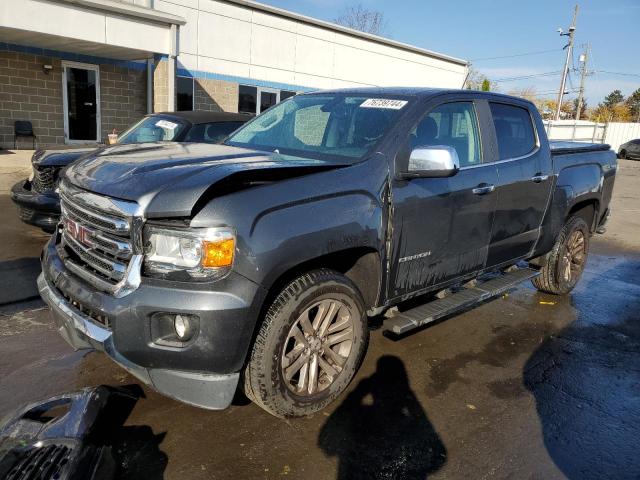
319,355 -> 446,480
99,385 -> 168,479
524,257 -> 640,480
0,257 -> 42,306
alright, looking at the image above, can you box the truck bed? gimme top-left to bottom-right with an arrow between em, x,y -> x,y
550,141 -> 611,155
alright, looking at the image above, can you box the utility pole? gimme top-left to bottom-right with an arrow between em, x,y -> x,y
575,43 -> 589,120
555,5 -> 579,121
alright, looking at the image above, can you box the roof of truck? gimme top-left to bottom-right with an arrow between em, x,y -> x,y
153,111 -> 253,124
301,87 -> 535,103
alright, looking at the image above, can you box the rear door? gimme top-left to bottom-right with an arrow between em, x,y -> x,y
388,97 -> 498,299
485,101 -> 553,266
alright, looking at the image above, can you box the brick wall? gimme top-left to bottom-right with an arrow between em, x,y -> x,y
194,78 -> 239,113
0,50 -> 147,149
100,64 -> 147,139
0,51 -> 65,148
153,60 -> 169,113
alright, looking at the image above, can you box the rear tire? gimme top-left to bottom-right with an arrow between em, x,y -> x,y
531,216 -> 590,295
243,269 -> 369,418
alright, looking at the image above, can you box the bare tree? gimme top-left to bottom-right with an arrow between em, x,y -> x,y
464,66 -> 495,91
333,4 -> 388,36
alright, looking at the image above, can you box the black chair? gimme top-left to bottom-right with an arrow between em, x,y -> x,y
14,120 -> 36,149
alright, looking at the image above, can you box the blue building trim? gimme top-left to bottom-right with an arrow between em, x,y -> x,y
0,42 -> 147,71
1,41 -> 316,94
156,56 -> 315,93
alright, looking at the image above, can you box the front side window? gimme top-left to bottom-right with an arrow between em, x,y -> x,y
117,116 -> 187,144
226,94 -> 410,161
410,102 -> 481,167
490,103 -> 536,160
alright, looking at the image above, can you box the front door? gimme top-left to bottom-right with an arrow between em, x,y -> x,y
62,62 -> 100,143
388,100 -> 498,299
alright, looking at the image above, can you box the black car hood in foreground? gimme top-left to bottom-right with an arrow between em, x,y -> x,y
32,145 -> 99,167
64,142 -> 348,218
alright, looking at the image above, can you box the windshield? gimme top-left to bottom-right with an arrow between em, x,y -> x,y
117,116 -> 187,144
225,94 -> 411,161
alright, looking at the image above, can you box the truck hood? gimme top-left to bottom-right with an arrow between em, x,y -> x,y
32,145 -> 99,167
64,142 -> 347,218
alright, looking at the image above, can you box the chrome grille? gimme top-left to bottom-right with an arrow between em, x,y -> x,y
31,166 -> 56,193
58,181 -> 143,297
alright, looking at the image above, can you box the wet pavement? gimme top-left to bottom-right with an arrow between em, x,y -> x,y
0,154 -> 639,479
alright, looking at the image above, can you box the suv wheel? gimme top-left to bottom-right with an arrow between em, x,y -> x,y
619,149 -> 627,159
243,269 -> 369,418
532,216 -> 590,295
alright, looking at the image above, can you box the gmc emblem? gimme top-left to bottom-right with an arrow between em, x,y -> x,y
64,218 -> 94,248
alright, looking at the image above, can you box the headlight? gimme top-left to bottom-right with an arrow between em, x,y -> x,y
143,225 -> 236,281
28,167 -> 35,182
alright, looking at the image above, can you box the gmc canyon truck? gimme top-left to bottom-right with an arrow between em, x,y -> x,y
37,88 -> 616,418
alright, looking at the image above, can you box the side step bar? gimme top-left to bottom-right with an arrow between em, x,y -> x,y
383,267 -> 540,335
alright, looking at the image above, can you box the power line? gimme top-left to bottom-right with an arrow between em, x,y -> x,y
493,71 -> 562,82
594,70 -> 640,78
470,49 -> 561,62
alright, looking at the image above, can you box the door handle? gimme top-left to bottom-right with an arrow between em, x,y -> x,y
472,184 -> 495,195
531,174 -> 549,183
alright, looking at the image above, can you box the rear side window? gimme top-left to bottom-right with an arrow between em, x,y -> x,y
490,103 -> 536,160
184,122 -> 245,143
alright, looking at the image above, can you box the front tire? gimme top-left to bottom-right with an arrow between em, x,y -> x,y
243,269 -> 369,418
531,216 -> 590,295
619,150 -> 627,159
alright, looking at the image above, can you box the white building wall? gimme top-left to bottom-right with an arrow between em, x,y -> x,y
154,0 -> 467,91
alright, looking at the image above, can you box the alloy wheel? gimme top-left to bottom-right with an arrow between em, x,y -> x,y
281,299 -> 355,396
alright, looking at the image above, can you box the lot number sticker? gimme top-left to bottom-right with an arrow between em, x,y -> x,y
360,98 -> 408,109
155,120 -> 178,130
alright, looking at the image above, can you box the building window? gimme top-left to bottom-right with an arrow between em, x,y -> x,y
176,76 -> 194,111
238,85 -> 257,114
239,86 -> 299,115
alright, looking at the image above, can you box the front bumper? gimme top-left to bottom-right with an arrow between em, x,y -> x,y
38,236 -> 267,410
10,180 -> 60,232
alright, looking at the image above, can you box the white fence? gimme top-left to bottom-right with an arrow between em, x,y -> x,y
543,120 -> 640,153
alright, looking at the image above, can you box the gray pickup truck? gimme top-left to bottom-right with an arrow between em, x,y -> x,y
38,88 -> 616,418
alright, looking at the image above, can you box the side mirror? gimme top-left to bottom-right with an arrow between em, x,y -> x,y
401,145 -> 460,178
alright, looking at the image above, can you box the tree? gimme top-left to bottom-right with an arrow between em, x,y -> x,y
625,88 -> 640,122
591,102 -> 632,123
464,66 -> 494,91
333,4 -> 387,35
592,89 -> 633,122
603,89 -> 624,108
538,99 -> 573,120
573,98 -> 588,120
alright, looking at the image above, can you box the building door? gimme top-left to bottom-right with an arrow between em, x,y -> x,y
257,87 -> 279,113
62,61 -> 101,143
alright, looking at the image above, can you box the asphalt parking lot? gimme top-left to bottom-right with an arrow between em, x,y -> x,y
1,150 -> 639,479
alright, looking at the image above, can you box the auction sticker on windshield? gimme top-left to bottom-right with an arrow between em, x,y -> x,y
155,120 -> 178,130
360,98 -> 408,109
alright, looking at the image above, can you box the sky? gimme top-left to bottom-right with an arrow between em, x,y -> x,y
261,0 -> 640,105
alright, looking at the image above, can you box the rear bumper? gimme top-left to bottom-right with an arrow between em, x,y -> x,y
39,236 -> 267,410
10,180 -> 60,232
